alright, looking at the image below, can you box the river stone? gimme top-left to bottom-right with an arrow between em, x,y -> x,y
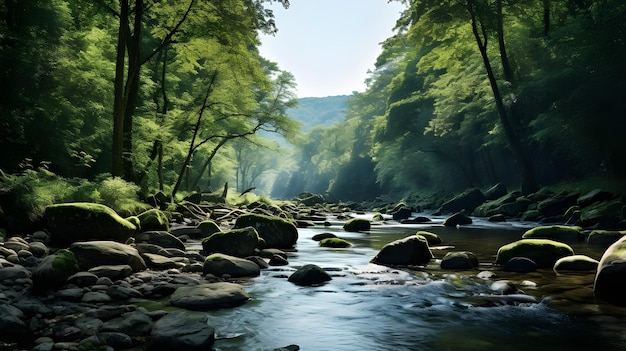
88,265 -> 133,280
522,225 -> 583,243
370,235 -> 433,266
203,253 -> 260,278
578,189 -> 615,207
136,208 -> 169,232
28,241 -> 49,258
416,231 -> 442,245
201,227 -> 261,257
595,236 -> 626,305
495,239 -> 574,268
442,212 -> 472,227
233,213 -> 299,248
0,304 -> 27,341
107,285 -> 143,300
80,332 -> 133,349
82,291 -> 112,303
484,183 -> 508,201
288,264 -> 332,286
45,202 -> 137,245
4,237 -> 29,252
554,255 -> 599,272
70,241 -> 147,272
502,257 -> 537,273
343,218 -> 371,232
101,311 -> 153,336
440,251 -> 478,270
148,311 -> 215,350
586,230 -> 626,247
141,253 -> 178,270
391,206 -> 412,220
197,220 -> 222,238
31,249 -> 79,292
440,188 -> 485,214
169,283 -> 249,310
135,231 -> 185,251
319,238 -> 351,248
312,233 -> 337,241
0,266 -> 31,281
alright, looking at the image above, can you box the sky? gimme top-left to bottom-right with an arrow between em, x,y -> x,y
258,0 -> 406,98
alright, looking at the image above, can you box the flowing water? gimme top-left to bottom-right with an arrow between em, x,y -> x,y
190,214 -> 626,351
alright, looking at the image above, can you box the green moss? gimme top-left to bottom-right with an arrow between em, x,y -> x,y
125,216 -> 141,229
343,218 -> 371,232
319,238 -> 352,248
137,208 -> 169,231
495,239 -> 574,268
416,231 -> 442,245
522,225 -> 582,243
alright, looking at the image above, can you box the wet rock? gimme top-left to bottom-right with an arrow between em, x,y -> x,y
234,213 -> 299,249
537,192 -> 579,218
391,206 -> 413,220
312,233 -> 336,241
343,218 -> 371,232
148,311 -> 215,350
475,192 -> 520,217
82,291 -> 112,303
269,254 -> 289,266
490,280 -> 518,295
502,257 -> 537,273
595,236 -> 626,305
101,311 -> 153,336
288,264 -> 332,286
319,238 -> 351,248
201,227 -> 261,257
203,253 -> 260,278
579,199 -> 625,228
440,188 -> 485,214
0,266 -> 31,281
88,265 -> 134,280
141,253 -> 179,270
586,230 -> 626,247
27,241 -> 49,258
400,216 -> 432,224
137,208 -> 169,232
70,241 -> 147,272
577,189 -> 615,207
553,255 -> 599,272
45,202 -> 137,245
32,249 -> 79,292
484,183 -> 508,201
442,212 -> 472,227
136,231 -> 185,251
0,304 -> 27,341
196,220 -> 222,238
272,345 -> 300,351
80,332 -> 133,349
415,231 -> 442,245
488,214 -> 507,222
245,256 -> 269,269
440,251 -> 478,270
169,283 -> 250,310
495,239 -> 574,268
521,225 -> 583,243
370,235 -> 433,266
107,285 -> 143,300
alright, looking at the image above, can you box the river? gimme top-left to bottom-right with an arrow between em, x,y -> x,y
191,213 -> 626,351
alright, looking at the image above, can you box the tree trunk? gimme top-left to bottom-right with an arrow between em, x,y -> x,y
112,0 -> 129,177
543,0 -> 550,37
496,0 -> 513,81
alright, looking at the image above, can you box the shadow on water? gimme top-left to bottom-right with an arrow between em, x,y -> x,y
201,214 -> 626,351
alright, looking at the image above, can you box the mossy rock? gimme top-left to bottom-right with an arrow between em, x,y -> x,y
343,218 -> 371,232
319,238 -> 351,248
415,231 -> 442,245
586,230 -> 626,247
495,239 -> 574,268
371,235 -> 433,267
203,253 -> 260,278
521,225 -> 583,243
125,216 -> 141,230
443,212 -> 472,227
474,192 -> 519,217
440,251 -> 478,270
196,220 -> 221,238
595,236 -> 626,305
553,255 -> 599,273
32,249 -> 79,292
580,199 -> 625,227
520,209 -> 542,222
45,202 -> 137,246
201,227 -> 262,257
233,213 -> 298,249
136,208 -> 169,232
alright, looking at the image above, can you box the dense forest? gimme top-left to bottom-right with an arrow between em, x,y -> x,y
1,0 -> 625,208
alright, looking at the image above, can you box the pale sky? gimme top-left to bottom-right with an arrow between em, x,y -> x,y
258,0 -> 406,98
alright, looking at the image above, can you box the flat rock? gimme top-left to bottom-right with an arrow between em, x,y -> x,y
169,282 -> 249,310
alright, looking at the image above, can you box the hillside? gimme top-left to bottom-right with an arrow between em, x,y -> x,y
288,95 -> 349,132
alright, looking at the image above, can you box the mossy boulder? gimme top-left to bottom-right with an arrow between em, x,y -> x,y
288,264 -> 332,286
201,227 -> 262,257
579,199 -> 625,228
440,188 -> 485,214
343,218 -> 371,232
595,236 -> 626,305
586,230 -> 626,247
197,220 -> 221,238
495,239 -> 574,268
521,225 -> 583,243
32,249 -> 79,292
415,231 -> 442,245
474,192 -> 519,217
440,251 -> 478,270
70,241 -> 147,272
537,192 -> 579,217
319,237 -> 351,248
443,212 -> 472,227
45,202 -> 137,245
553,255 -> 599,273
203,253 -> 260,278
136,209 -> 169,232
233,213 -> 298,249
370,235 -> 433,267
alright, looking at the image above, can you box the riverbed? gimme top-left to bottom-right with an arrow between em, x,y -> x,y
193,213 -> 626,351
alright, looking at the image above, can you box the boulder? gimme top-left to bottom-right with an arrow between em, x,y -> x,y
521,225 -> 583,243
201,227 -> 261,257
288,264 -> 332,286
577,189 -> 615,207
80,332 -> 133,349
88,265 -> 133,280
553,255 -> 599,272
595,236 -> 626,305
586,230 -> 626,247
196,220 -> 221,238
31,249 -> 79,292
203,253 -> 260,278
440,188 -> 485,214
443,212 -> 472,227
391,206 -> 413,221
312,233 -> 337,241
148,311 -> 215,351
537,192 -> 579,217
495,239 -> 574,269
70,241 -> 147,272
169,283 -> 249,310
440,251 -> 478,270
141,253 -> 179,270
579,199 -> 625,228
319,238 -> 351,248
135,231 -> 185,251
474,192 -> 520,217
101,311 -> 154,336
136,209 -> 169,232
502,257 -> 537,273
415,231 -> 442,245
483,183 -> 508,201
45,202 -> 137,245
370,235 -> 433,266
343,218 -> 371,232
233,213 -> 298,249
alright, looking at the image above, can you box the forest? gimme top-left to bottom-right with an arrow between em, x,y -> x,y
1,0 -> 625,210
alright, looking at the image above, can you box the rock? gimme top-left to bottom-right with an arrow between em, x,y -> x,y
474,192 -> 520,217
488,214 -> 507,222
80,332 -> 133,349
415,231 -> 442,245
312,233 -> 336,241
201,227 -> 261,257
520,209 -> 541,221
148,311 -> 215,350
553,255 -> 599,272
169,283 -> 249,310
45,202 -> 137,245
196,220 -> 222,238
101,311 -> 153,336
440,188 -> 485,214
135,231 -> 185,251
107,285 -> 143,300
400,216 -> 432,224
579,199 -> 625,228
442,212 -> 472,227
586,230 -> 626,247
370,235 -> 433,266
67,272 -> 99,287
490,280 -> 518,295
288,264 -> 331,286
0,304 -> 27,341
203,253 -> 260,278
88,265 -> 134,280
537,192 -> 579,217
4,237 -> 29,252
391,206 -> 413,220
269,254 -> 289,266
0,266 -> 31,281
578,189 -> 615,207
169,225 -> 201,239
319,238 -> 351,248
245,256 -> 269,269
70,241 -> 147,272
342,218 -> 371,232
82,291 -> 112,303
137,208 -> 170,232
141,253 -> 179,270
28,241 -> 49,258
495,239 -> 574,268
521,225 -> 583,243
484,183 -> 508,201
32,249 -> 79,292
595,236 -> 626,304
440,251 -> 478,269
234,213 -> 298,249
502,257 -> 537,273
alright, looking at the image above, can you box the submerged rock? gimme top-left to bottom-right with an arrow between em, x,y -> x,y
288,264 -> 331,286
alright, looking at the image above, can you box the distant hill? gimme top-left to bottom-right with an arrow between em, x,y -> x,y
288,95 -> 349,132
